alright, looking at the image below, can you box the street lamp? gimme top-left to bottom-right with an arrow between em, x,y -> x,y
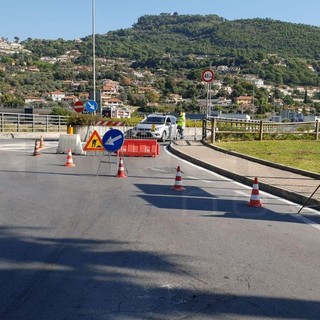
92,0 -> 98,114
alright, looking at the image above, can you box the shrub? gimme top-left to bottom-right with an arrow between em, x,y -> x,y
67,114 -> 101,126
67,114 -> 143,127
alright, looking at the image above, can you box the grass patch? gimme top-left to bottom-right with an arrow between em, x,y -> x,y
215,140 -> 320,173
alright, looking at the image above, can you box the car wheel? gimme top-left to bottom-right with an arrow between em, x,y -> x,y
161,131 -> 167,142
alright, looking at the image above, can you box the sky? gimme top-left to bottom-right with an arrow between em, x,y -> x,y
1,0 -> 320,41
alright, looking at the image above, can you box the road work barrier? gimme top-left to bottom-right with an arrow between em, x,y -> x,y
56,134 -> 85,155
95,120 -> 124,127
118,139 -> 160,157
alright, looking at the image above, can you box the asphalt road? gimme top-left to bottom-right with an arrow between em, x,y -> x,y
0,139 -> 320,320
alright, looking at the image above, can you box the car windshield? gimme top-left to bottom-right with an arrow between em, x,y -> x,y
143,116 -> 166,124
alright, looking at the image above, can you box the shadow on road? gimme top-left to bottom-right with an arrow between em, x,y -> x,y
135,183 -> 320,224
0,225 -> 319,319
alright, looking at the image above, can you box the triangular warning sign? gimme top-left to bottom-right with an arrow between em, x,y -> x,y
83,130 -> 104,151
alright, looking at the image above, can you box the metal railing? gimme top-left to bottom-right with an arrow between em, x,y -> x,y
203,117 -> 320,142
0,112 -> 69,133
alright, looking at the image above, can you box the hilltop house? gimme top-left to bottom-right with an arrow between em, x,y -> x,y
102,97 -> 123,108
234,96 -> 254,106
24,96 -> 46,104
50,91 -> 65,101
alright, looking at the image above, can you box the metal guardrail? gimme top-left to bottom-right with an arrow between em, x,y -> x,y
0,112 -> 69,133
203,117 -> 320,142
4,112 -> 318,142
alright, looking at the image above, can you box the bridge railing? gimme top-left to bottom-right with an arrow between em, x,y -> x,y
203,117 -> 320,142
0,112 -> 69,133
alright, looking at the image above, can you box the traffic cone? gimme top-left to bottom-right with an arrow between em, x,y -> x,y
248,177 -> 262,207
171,166 -> 185,191
116,157 -> 127,178
65,148 -> 76,167
39,135 -> 45,149
33,140 -> 41,156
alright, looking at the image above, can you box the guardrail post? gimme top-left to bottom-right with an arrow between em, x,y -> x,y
17,114 -> 20,132
259,120 -> 264,141
202,119 -> 206,140
211,117 -> 216,143
46,115 -> 49,132
316,120 -> 319,140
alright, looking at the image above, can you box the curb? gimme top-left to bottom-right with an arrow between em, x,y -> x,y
201,140 -> 320,180
0,132 -> 61,140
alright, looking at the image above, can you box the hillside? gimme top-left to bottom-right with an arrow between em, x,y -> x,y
1,13 -> 320,113
105,14 -> 320,60
20,14 -> 320,62
87,14 -> 320,85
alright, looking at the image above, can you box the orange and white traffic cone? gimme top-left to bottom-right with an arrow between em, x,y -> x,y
39,135 -> 45,149
65,148 -> 76,167
116,157 -> 127,178
33,140 -> 41,156
171,166 -> 185,191
248,177 -> 262,207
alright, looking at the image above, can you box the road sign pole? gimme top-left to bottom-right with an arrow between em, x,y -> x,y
201,68 -> 214,118
205,80 -> 213,118
208,80 -> 212,117
99,129 -> 125,176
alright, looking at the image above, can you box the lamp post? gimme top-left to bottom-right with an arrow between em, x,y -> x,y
92,0 -> 97,114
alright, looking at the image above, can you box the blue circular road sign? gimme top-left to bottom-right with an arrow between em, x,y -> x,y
85,99 -> 98,113
102,129 -> 125,152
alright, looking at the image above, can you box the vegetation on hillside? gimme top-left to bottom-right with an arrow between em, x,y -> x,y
1,13 -> 320,114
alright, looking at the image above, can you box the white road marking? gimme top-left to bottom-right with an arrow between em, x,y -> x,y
235,190 -> 249,197
292,214 -> 320,230
166,146 -> 320,230
0,141 -> 57,152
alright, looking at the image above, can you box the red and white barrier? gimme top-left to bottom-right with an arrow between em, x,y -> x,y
95,121 -> 124,127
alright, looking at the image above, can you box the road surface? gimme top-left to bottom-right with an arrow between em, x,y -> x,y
0,139 -> 319,319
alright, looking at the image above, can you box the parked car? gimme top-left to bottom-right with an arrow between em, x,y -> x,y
131,114 -> 177,141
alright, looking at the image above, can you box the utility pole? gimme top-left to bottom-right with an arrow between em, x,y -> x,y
92,0 -> 97,114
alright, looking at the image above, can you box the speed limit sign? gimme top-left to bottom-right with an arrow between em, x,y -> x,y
201,69 -> 215,82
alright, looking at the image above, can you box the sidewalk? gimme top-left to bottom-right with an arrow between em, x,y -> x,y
0,132 -> 61,140
168,140 -> 320,211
